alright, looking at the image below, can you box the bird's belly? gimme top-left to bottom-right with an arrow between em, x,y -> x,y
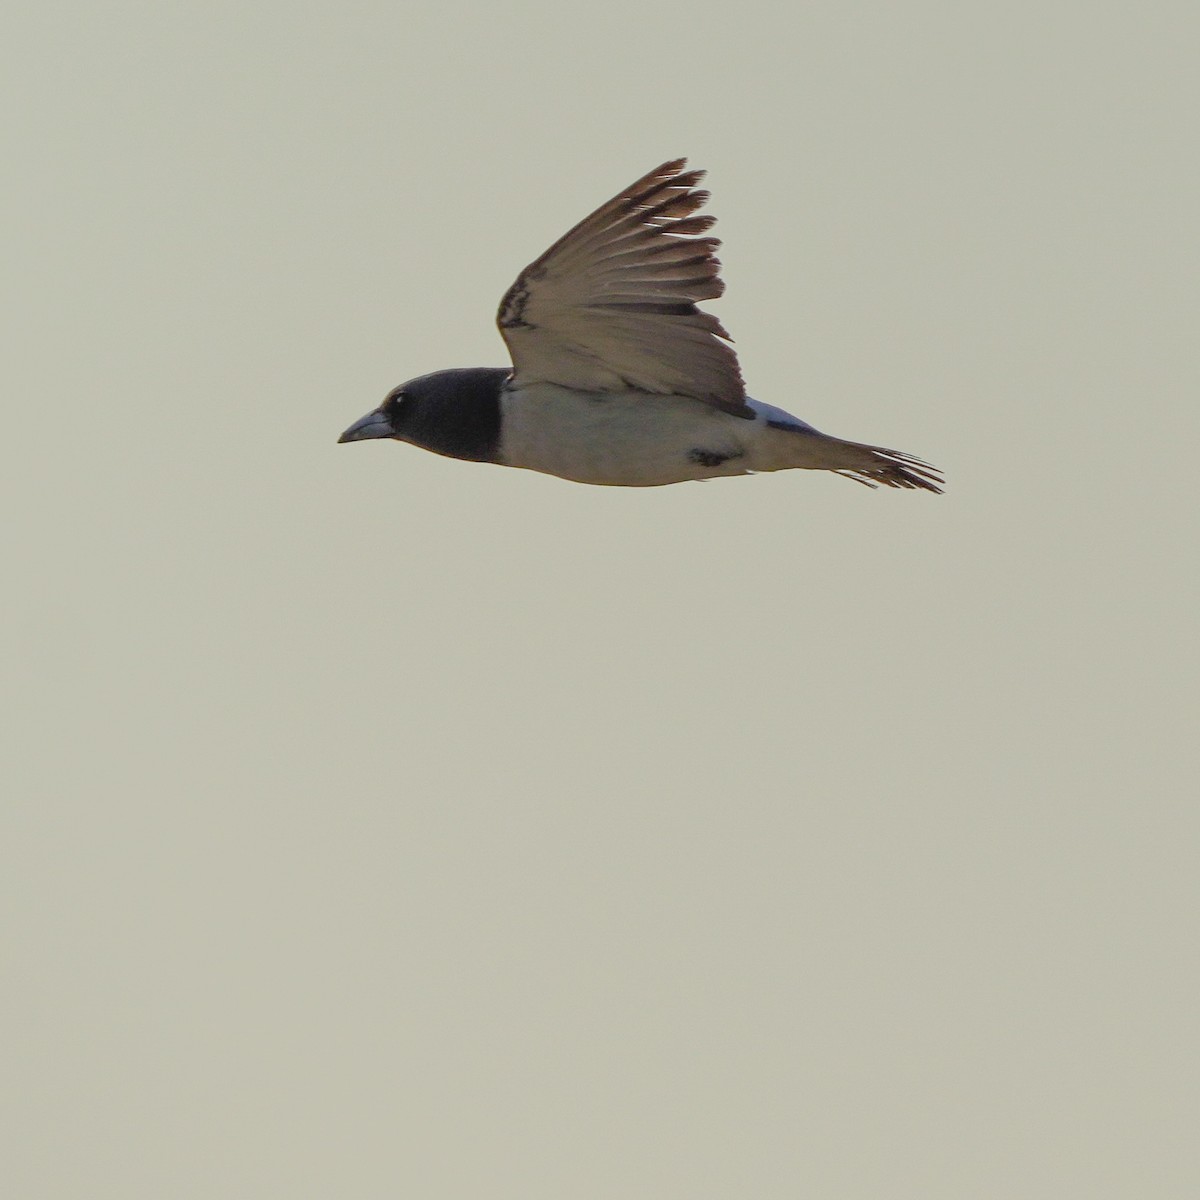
497,383 -> 750,487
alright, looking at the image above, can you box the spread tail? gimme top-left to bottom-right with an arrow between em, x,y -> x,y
759,410 -> 943,493
829,439 -> 944,493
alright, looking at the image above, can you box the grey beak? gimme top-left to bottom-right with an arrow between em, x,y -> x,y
338,410 -> 393,444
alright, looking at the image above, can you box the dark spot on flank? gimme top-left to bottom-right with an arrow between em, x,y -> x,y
688,448 -> 741,468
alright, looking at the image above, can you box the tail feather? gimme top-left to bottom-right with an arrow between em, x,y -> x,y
833,441 -> 944,493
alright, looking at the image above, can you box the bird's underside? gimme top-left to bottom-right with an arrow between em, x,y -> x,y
495,380 -> 943,491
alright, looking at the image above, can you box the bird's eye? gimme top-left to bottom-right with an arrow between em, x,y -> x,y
382,391 -> 406,414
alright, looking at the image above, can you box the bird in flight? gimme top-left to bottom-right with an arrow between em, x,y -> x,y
339,159 -> 942,493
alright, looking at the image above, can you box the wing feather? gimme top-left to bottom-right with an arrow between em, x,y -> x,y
497,159 -> 750,416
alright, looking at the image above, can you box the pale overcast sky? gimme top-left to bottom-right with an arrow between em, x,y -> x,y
8,2 -> 1198,1196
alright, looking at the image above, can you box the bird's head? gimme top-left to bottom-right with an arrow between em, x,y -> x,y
337,368 -> 507,461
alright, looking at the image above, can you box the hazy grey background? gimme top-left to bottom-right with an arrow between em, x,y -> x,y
6,1 -> 1197,1196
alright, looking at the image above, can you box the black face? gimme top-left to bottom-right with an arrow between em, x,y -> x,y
380,388 -> 408,433
367,368 -> 508,462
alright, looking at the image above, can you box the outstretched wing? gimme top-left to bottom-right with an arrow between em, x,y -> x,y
497,158 -> 751,417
